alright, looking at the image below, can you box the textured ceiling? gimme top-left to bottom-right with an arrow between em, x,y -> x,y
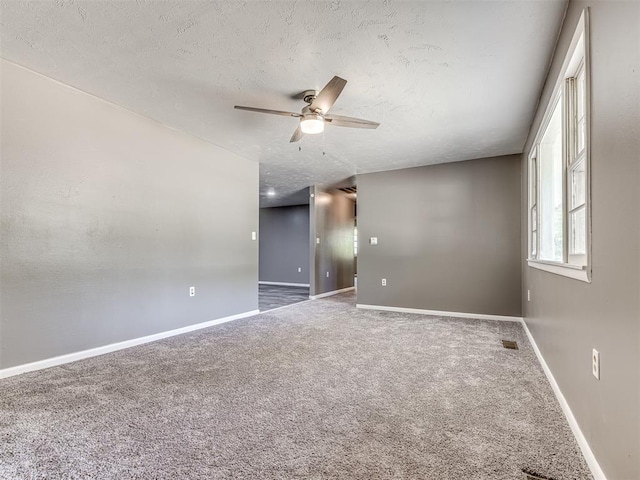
0,0 -> 566,207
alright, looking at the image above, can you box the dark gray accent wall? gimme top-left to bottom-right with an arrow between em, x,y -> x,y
521,3 -> 639,479
0,61 -> 259,369
357,155 -> 521,317
259,205 -> 310,284
310,187 -> 355,296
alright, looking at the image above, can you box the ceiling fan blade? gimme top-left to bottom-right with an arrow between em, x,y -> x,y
234,105 -> 301,117
310,76 -> 347,114
290,124 -> 304,143
324,114 -> 380,129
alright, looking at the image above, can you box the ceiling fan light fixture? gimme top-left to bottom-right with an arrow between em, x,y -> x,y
300,114 -> 325,134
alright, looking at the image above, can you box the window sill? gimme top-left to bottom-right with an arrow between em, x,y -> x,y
527,259 -> 591,283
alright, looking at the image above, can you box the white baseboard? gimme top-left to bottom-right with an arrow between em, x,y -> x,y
261,299 -> 313,313
259,281 -> 310,287
309,286 -> 355,300
0,309 -> 260,380
356,304 -> 522,322
520,319 -> 607,480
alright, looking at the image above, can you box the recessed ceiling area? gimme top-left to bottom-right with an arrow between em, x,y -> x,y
0,0 -> 567,206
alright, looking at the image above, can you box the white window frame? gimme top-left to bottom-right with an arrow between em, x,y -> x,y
527,9 -> 591,282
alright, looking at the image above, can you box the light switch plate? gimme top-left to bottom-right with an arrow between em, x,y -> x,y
370,237 -> 378,245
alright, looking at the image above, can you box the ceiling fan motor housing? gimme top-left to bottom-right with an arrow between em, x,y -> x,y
302,90 -> 318,105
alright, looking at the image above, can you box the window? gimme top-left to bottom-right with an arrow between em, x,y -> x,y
528,10 -> 590,282
537,95 -> 563,262
568,62 -> 587,263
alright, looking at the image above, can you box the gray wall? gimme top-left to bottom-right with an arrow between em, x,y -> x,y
521,2 -> 639,479
310,187 -> 355,296
259,205 -> 310,285
357,155 -> 521,317
0,60 -> 259,369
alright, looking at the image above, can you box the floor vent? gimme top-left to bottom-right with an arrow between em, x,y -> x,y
502,340 -> 519,350
522,468 -> 555,479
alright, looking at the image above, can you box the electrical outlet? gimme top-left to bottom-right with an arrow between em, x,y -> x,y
592,348 -> 600,380
381,278 -> 387,286
326,271 -> 330,278
298,267 -> 302,272
251,231 -> 256,240
527,289 -> 531,302
189,286 -> 195,297
316,237 -> 320,244
370,237 -> 378,245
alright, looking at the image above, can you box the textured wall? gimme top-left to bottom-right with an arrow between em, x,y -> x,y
310,188 -> 355,296
521,2 -> 640,479
0,61 -> 259,369
259,205 -> 310,285
357,155 -> 521,317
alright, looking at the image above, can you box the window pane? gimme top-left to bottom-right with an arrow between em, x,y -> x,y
530,157 -> 537,200
538,99 -> 564,262
531,205 -> 537,232
577,67 -> 586,154
577,118 -> 586,155
530,205 -> 537,258
570,207 -> 586,255
571,159 -> 586,208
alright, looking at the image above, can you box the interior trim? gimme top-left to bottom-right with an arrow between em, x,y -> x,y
309,286 -> 355,300
356,304 -> 522,322
521,318 -> 607,480
0,309 -> 260,380
527,260 -> 591,282
259,281 -> 310,287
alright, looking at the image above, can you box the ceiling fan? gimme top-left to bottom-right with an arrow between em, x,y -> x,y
234,76 -> 380,143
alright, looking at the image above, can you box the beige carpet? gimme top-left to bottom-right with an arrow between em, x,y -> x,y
0,293 -> 592,479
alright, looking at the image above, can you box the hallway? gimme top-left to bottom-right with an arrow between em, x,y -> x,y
258,284 -> 310,312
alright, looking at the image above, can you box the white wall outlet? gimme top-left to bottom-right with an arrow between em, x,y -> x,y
298,267 -> 302,273
189,286 -> 195,297
316,237 -> 320,244
251,231 -> 256,240
381,278 -> 387,286
370,237 -> 378,245
527,289 -> 531,301
326,271 -> 330,278
592,348 -> 600,380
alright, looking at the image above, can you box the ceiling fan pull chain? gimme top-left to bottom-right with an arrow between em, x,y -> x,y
322,128 -> 326,156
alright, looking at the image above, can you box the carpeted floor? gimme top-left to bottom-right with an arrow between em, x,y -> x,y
0,293 -> 592,479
